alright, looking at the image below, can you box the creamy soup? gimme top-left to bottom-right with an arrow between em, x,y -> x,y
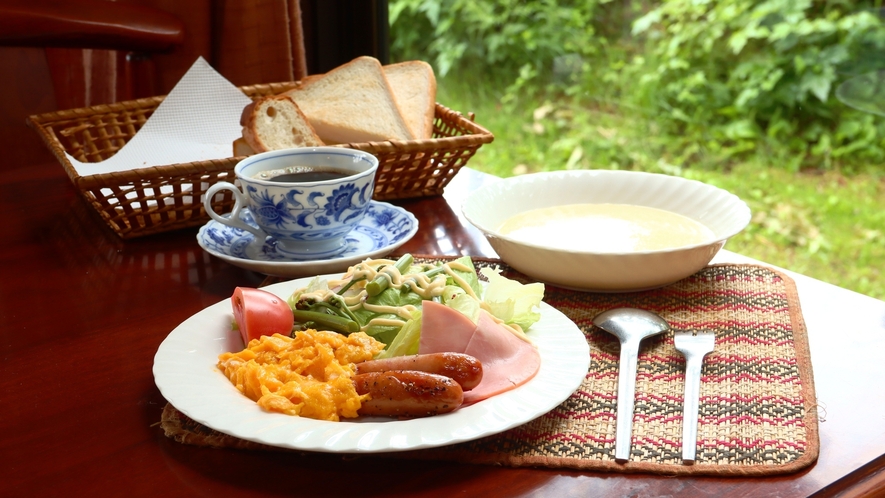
498,203 -> 715,252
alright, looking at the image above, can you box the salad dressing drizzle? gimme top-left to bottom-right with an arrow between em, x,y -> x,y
365,317 -> 414,328
443,262 -> 478,300
346,259 -> 462,301
483,308 -> 528,342
340,294 -> 364,307
290,258 -> 539,342
361,302 -> 419,320
296,260 -> 461,332
398,273 -> 447,299
298,288 -> 339,304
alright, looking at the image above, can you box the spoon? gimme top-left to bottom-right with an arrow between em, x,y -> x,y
593,308 -> 670,462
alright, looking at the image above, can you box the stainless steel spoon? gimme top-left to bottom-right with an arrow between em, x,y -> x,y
593,308 -> 670,462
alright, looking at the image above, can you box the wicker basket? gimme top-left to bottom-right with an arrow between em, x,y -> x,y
27,81 -> 494,239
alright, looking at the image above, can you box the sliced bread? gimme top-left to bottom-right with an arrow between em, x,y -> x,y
240,95 -> 324,152
383,61 -> 437,139
232,137 -> 255,156
283,56 -> 415,144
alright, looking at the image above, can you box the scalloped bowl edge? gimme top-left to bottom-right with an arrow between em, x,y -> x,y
461,170 -> 751,291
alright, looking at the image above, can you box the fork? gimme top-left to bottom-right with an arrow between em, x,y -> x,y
674,330 -> 716,464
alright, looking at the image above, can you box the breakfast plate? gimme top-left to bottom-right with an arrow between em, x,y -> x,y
152,276 -> 591,453
197,201 -> 418,278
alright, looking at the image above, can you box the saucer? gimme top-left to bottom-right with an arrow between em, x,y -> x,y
197,201 -> 419,278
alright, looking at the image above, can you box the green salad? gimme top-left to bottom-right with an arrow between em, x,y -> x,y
286,254 -> 545,358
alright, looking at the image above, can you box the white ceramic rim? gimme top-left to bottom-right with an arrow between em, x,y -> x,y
462,169 -> 751,256
234,147 -> 379,187
195,201 -> 420,278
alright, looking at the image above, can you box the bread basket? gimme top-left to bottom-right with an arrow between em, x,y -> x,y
27,81 -> 494,239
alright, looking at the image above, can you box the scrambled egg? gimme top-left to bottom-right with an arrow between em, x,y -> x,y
217,330 -> 385,421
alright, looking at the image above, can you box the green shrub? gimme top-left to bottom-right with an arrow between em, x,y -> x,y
390,0 -> 885,171
389,0 -> 612,99
631,0 -> 885,170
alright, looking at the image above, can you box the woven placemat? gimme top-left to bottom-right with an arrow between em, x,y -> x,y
160,260 -> 818,476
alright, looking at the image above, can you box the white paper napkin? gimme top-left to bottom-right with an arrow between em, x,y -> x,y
66,56 -> 252,176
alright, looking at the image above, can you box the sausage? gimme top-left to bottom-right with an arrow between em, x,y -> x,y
354,352 -> 483,391
354,370 -> 464,418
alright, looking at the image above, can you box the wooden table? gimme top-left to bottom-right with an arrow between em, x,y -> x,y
2,161 -> 884,497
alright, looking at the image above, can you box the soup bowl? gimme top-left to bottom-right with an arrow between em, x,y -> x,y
461,170 -> 751,292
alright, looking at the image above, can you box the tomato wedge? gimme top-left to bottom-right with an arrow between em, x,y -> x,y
231,287 -> 295,345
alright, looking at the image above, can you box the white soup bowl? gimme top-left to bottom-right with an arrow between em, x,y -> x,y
461,170 -> 751,292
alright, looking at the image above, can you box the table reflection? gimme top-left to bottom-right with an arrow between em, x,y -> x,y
40,191 -> 270,332
395,170 -> 498,258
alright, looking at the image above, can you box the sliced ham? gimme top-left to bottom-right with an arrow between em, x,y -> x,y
461,310 -> 541,404
419,300 -> 477,354
419,301 -> 541,405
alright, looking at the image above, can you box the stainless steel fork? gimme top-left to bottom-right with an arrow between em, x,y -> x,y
674,330 -> 716,464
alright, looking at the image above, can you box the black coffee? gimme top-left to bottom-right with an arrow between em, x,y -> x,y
267,170 -> 351,182
252,167 -> 353,183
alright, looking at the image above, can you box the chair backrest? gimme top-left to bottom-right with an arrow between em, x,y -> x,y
0,0 -> 309,167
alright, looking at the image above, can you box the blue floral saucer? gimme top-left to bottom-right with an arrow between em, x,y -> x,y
197,201 -> 419,277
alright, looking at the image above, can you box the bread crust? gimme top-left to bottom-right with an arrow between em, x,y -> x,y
241,95 -> 324,152
232,137 -> 255,157
237,58 -> 438,150
383,60 -> 437,139
283,56 -> 415,144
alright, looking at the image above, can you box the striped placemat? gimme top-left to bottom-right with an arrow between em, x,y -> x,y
159,261 -> 818,476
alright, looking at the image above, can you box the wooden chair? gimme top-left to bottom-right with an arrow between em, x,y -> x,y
1,1 -> 393,168
0,0 -> 185,110
0,0 -> 311,166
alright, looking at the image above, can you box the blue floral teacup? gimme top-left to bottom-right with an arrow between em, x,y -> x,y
204,147 -> 379,259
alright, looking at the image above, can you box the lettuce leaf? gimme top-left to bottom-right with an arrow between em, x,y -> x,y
447,256 -> 483,298
353,282 -> 424,344
479,266 -> 545,331
375,310 -> 422,359
446,292 -> 481,323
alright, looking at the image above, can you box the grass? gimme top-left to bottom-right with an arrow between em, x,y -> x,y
437,75 -> 885,300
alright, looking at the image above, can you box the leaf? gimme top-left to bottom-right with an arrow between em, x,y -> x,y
729,32 -> 748,54
479,267 -> 544,331
802,72 -> 833,102
723,119 -> 759,140
632,10 -> 661,35
565,145 -> 584,170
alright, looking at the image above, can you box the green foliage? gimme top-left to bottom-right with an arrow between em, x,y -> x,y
687,165 -> 885,300
631,0 -> 885,169
391,0 -> 885,170
389,0 -> 612,98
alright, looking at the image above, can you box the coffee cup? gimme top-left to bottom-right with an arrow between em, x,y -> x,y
204,147 -> 379,259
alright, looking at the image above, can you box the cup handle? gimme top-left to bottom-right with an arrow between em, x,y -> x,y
204,182 -> 269,243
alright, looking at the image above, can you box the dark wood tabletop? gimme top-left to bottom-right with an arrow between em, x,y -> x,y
3,160 -> 884,497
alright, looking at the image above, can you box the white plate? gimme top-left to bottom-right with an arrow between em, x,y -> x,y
197,201 -> 418,278
153,276 -> 591,453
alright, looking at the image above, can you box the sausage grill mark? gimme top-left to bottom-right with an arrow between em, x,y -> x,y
355,352 -> 483,391
354,370 -> 465,418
